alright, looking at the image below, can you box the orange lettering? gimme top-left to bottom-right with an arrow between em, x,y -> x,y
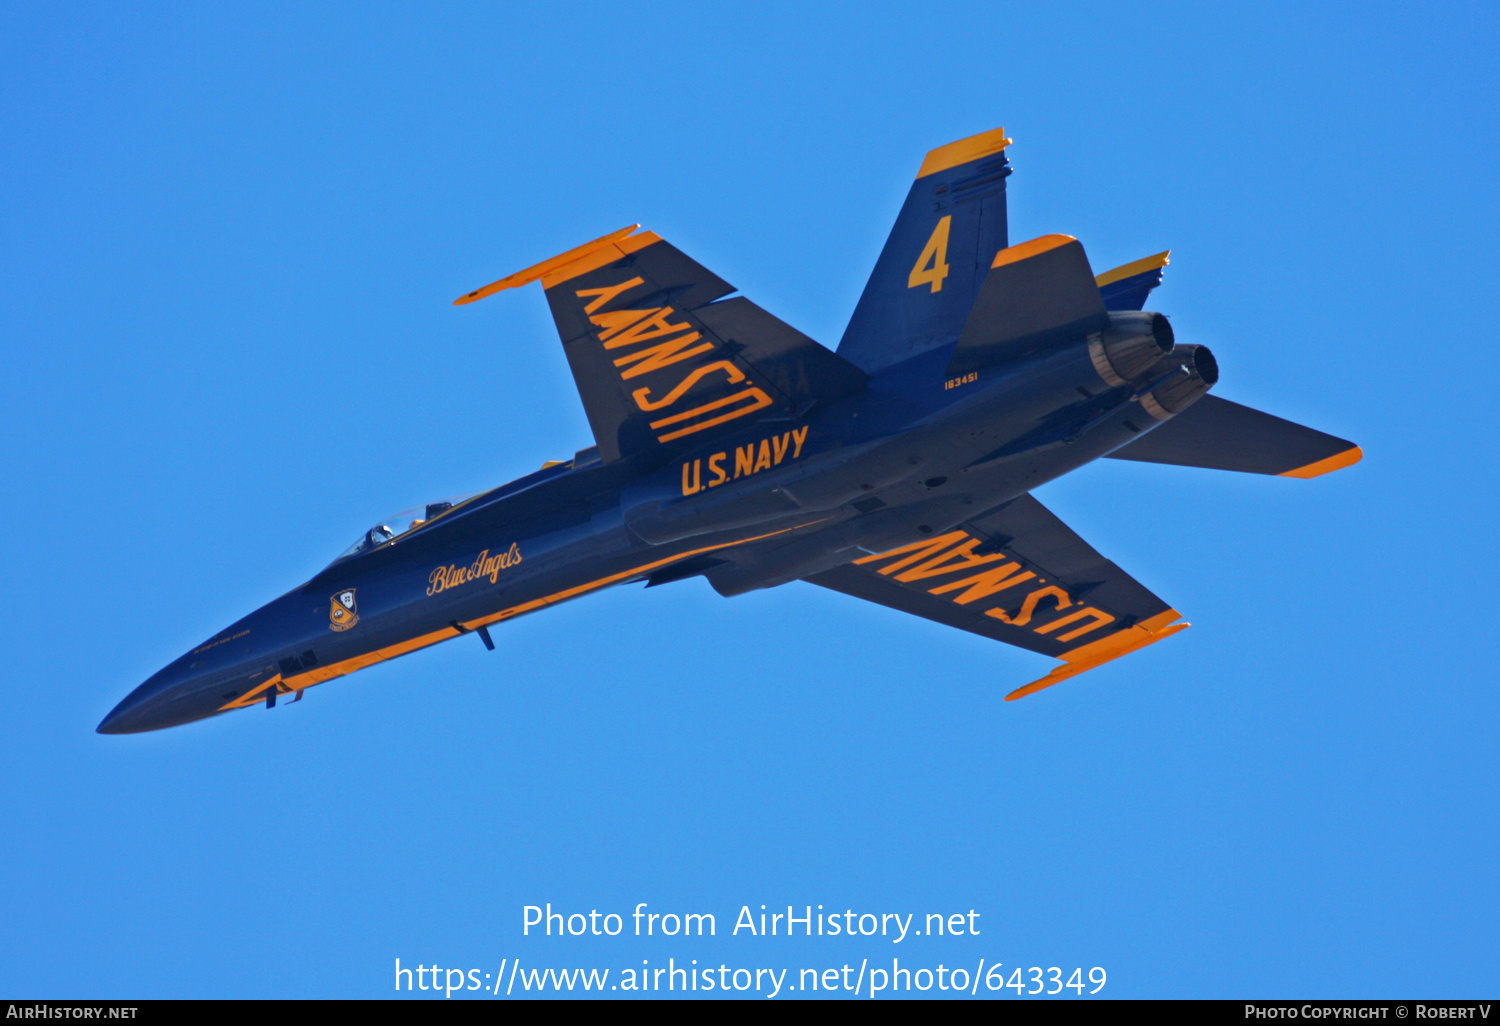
893,538 -> 1010,583
590,307 -> 656,340
1034,606 -> 1117,642
853,531 -> 969,576
754,439 -> 772,473
576,277 -> 645,314
613,332 -> 715,380
632,360 -> 744,411
988,586 -> 1072,627
927,562 -> 1035,604
650,388 -> 774,443
600,307 -> 694,350
772,432 -> 791,465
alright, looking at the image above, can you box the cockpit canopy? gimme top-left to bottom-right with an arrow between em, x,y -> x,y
332,493 -> 481,565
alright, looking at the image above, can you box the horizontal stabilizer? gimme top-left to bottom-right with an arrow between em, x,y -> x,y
1096,250 -> 1169,312
946,235 -> 1110,376
1107,395 -> 1362,477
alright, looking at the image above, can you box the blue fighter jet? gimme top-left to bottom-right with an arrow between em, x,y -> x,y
99,126 -> 1361,734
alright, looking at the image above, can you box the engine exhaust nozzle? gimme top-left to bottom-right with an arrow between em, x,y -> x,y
1088,311 -> 1175,386
1141,343 -> 1218,420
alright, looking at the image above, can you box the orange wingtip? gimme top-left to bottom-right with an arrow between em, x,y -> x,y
1095,250 -> 1170,288
539,229 -> 660,289
916,127 -> 1012,178
1005,610 -> 1188,701
991,234 -> 1077,269
453,224 -> 642,305
1280,445 -> 1363,479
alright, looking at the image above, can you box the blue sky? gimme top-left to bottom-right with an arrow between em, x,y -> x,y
2,1 -> 1497,998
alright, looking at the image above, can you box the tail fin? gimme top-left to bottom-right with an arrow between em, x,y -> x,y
836,127 -> 1012,372
1107,395 -> 1362,477
946,234 -> 1110,376
1096,251 -> 1170,312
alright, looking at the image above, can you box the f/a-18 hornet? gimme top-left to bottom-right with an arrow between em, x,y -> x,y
99,126 -> 1361,734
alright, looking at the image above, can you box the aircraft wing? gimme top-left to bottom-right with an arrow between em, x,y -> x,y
1106,394 -> 1362,478
457,226 -> 867,462
803,494 -> 1188,699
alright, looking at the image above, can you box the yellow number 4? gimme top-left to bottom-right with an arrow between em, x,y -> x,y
908,215 -> 951,293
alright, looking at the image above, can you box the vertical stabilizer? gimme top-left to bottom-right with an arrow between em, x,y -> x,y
836,128 -> 1012,372
1096,251 -> 1170,312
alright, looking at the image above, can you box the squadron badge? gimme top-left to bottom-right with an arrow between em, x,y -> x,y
329,589 -> 359,632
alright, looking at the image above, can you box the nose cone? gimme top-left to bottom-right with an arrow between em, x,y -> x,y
97,664 -> 196,734
100,593 -> 309,734
99,603 -> 292,733
96,696 -> 149,734
98,647 -> 257,735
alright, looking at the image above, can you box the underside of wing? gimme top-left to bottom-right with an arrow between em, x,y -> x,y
804,494 -> 1187,699
1107,394 -> 1362,477
457,227 -> 866,463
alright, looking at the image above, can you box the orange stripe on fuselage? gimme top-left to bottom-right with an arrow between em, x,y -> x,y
217,673 -> 284,711
254,521 -> 827,702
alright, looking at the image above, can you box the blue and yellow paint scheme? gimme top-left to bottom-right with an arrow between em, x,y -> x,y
98,126 -> 1361,734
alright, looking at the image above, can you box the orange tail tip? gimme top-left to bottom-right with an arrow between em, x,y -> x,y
1280,445 -> 1363,479
453,224 -> 642,305
1094,250 -> 1171,289
1005,610 -> 1189,701
916,127 -> 1013,179
991,233 -> 1077,269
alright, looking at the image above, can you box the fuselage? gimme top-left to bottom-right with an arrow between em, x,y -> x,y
98,326 -> 1204,734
